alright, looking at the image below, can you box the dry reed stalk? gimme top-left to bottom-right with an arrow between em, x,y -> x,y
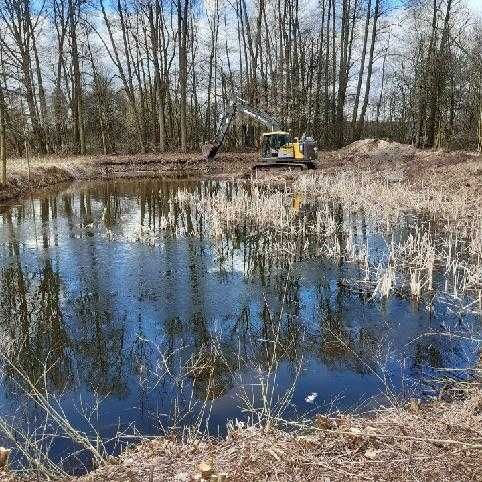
164,176 -> 479,306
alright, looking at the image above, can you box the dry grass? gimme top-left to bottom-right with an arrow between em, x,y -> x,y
64,383 -> 482,481
167,166 -> 480,303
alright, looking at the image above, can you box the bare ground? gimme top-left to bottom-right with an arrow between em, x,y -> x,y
1,139 -> 480,205
318,139 -> 481,196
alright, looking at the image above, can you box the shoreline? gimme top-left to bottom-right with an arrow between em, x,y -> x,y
75,383 -> 482,481
0,140 -> 480,207
0,152 -> 258,205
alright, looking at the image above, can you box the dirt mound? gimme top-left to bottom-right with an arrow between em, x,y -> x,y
340,138 -> 416,162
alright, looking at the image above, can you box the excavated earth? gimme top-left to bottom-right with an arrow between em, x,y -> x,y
0,139 -> 480,205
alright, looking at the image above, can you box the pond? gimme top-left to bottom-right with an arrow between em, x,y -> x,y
0,178 -> 479,473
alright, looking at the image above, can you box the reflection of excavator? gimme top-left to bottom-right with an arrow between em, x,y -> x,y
203,96 -> 318,170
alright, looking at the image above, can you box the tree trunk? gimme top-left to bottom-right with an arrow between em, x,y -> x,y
99,0 -> 146,152
427,0 -> 453,148
335,0 -> 354,148
29,18 -> 50,153
69,0 -> 85,154
357,0 -> 380,135
149,3 -> 166,151
323,0 -> 331,144
0,87 -> 6,185
352,0 -> 371,127
177,0 -> 189,151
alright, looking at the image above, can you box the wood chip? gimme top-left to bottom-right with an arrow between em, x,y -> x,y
0,447 -> 10,470
364,449 -> 380,459
198,462 -> 214,479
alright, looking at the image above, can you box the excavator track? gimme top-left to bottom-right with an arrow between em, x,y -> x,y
253,160 -> 315,171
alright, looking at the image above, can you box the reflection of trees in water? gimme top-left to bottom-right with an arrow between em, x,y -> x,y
0,213 -> 72,394
160,272 -> 383,402
315,280 -> 384,374
73,295 -> 128,399
0,261 -> 72,393
0,180 -> 475,411
413,337 -> 444,370
0,207 -> 128,400
184,312 -> 235,401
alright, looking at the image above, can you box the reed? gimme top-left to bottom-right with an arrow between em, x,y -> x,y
157,176 -> 480,312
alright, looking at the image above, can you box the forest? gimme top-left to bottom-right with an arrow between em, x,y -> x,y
0,0 -> 480,172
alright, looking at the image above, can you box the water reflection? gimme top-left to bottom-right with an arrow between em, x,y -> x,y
0,179 -> 479,469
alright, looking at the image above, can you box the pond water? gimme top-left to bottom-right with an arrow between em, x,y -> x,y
0,178 -> 479,473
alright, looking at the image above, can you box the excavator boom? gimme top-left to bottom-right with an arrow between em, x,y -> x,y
204,96 -> 281,160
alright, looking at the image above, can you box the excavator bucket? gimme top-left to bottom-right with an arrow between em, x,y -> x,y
202,142 -> 220,160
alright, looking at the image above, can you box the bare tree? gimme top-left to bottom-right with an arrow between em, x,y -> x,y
177,0 -> 189,151
0,0 -> 47,153
0,0 -> 478,158
357,0 -> 380,135
0,84 -> 6,185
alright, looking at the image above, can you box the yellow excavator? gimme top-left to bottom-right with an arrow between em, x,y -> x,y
203,96 -> 318,169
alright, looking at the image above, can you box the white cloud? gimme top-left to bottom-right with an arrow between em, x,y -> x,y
466,0 -> 482,16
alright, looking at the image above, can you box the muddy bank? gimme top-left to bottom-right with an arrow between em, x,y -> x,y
0,152 -> 258,204
66,386 -> 481,481
1,140 -> 480,205
319,139 -> 481,195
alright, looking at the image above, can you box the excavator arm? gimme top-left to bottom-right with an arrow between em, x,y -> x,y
203,96 -> 281,160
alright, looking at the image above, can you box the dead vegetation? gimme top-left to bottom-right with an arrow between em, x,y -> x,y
66,383 -> 482,481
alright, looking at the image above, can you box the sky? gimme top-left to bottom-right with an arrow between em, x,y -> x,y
467,0 -> 482,16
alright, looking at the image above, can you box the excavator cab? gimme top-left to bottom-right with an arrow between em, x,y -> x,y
261,131 -> 292,159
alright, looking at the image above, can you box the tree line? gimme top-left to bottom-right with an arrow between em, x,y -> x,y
0,0 -> 481,182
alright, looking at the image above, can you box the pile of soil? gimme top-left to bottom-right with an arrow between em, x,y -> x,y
316,139 -> 481,195
338,138 -> 417,162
